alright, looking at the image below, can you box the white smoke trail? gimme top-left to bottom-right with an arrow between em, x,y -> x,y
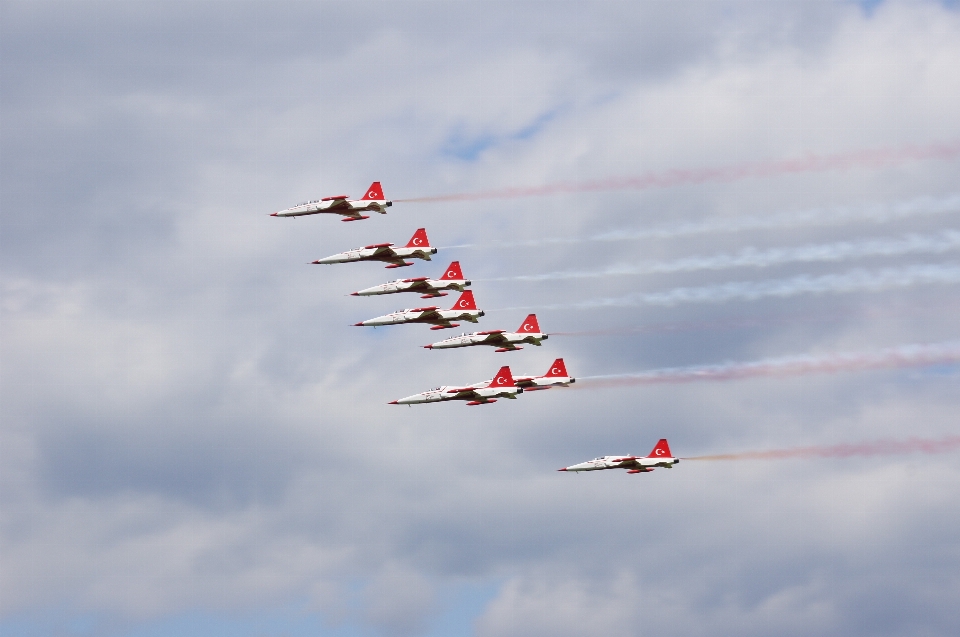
481,230 -> 960,282
576,340 -> 960,386
492,262 -> 960,311
439,194 -> 960,250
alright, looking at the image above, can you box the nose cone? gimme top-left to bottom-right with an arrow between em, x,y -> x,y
388,400 -> 399,405
352,322 -> 366,327
350,292 -> 359,296
269,212 -> 278,217
423,344 -> 433,349
557,467 -> 568,471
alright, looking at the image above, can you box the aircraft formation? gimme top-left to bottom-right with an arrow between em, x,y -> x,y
271,181 -> 672,476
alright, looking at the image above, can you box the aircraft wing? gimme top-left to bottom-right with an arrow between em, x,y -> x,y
324,198 -> 351,211
476,331 -> 508,344
444,387 -> 480,399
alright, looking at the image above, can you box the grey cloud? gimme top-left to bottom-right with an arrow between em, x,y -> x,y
2,1 -> 960,635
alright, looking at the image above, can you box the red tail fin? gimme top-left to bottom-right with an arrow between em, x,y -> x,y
361,182 -> 384,200
405,228 -> 430,248
647,439 -> 672,458
517,314 -> 541,333
440,261 -> 464,280
543,358 -> 568,378
490,366 -> 516,387
449,290 -> 477,310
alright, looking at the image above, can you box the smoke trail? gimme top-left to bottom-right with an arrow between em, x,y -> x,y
684,435 -> 960,461
552,298 -> 960,338
436,193 -> 960,250
575,340 -> 960,388
493,262 -> 960,311
400,141 -> 960,203
481,230 -> 960,282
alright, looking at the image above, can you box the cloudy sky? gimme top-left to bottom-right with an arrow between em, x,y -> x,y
2,1 -> 959,635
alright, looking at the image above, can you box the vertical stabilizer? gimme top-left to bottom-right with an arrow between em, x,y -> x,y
450,290 -> 477,310
406,228 -> 430,248
543,358 -> 568,378
647,439 -> 673,458
490,366 -> 516,387
361,182 -> 385,200
517,314 -> 541,333
440,261 -> 464,280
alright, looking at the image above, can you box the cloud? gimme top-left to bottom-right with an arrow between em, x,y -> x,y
2,1 -> 960,636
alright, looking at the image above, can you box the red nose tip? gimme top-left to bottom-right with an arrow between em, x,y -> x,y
388,400 -> 399,405
350,292 -> 359,296
423,344 -> 432,349
269,213 -> 278,216
352,323 -> 365,326
557,468 -> 568,471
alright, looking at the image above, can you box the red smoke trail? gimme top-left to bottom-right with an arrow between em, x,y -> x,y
576,341 -> 960,388
396,141 -> 960,203
684,435 -> 960,461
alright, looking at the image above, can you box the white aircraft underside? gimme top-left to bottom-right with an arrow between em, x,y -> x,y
426,330 -> 547,351
271,182 -> 391,221
313,228 -> 436,268
356,307 -> 484,329
352,262 -> 470,299
560,440 -> 679,474
425,313 -> 548,352
390,366 -> 521,406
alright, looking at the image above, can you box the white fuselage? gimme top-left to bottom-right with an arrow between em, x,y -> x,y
394,382 -> 522,405
360,308 -> 484,327
314,245 -> 437,265
563,455 -> 679,472
353,278 -> 470,297
428,331 -> 547,350
273,198 -> 390,217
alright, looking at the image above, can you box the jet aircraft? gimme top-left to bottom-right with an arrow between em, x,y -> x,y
312,228 -> 437,269
270,181 -> 391,221
390,365 -> 521,406
424,314 -> 547,352
514,358 -> 575,390
351,261 -> 470,299
559,439 -> 679,474
354,290 -> 483,330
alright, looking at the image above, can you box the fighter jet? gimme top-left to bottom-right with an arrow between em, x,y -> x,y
389,365 -> 521,406
312,228 -> 437,269
424,314 -> 547,352
270,181 -> 392,221
353,290 -> 483,330
559,439 -> 679,474
514,358 -> 575,390
351,261 -> 470,299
